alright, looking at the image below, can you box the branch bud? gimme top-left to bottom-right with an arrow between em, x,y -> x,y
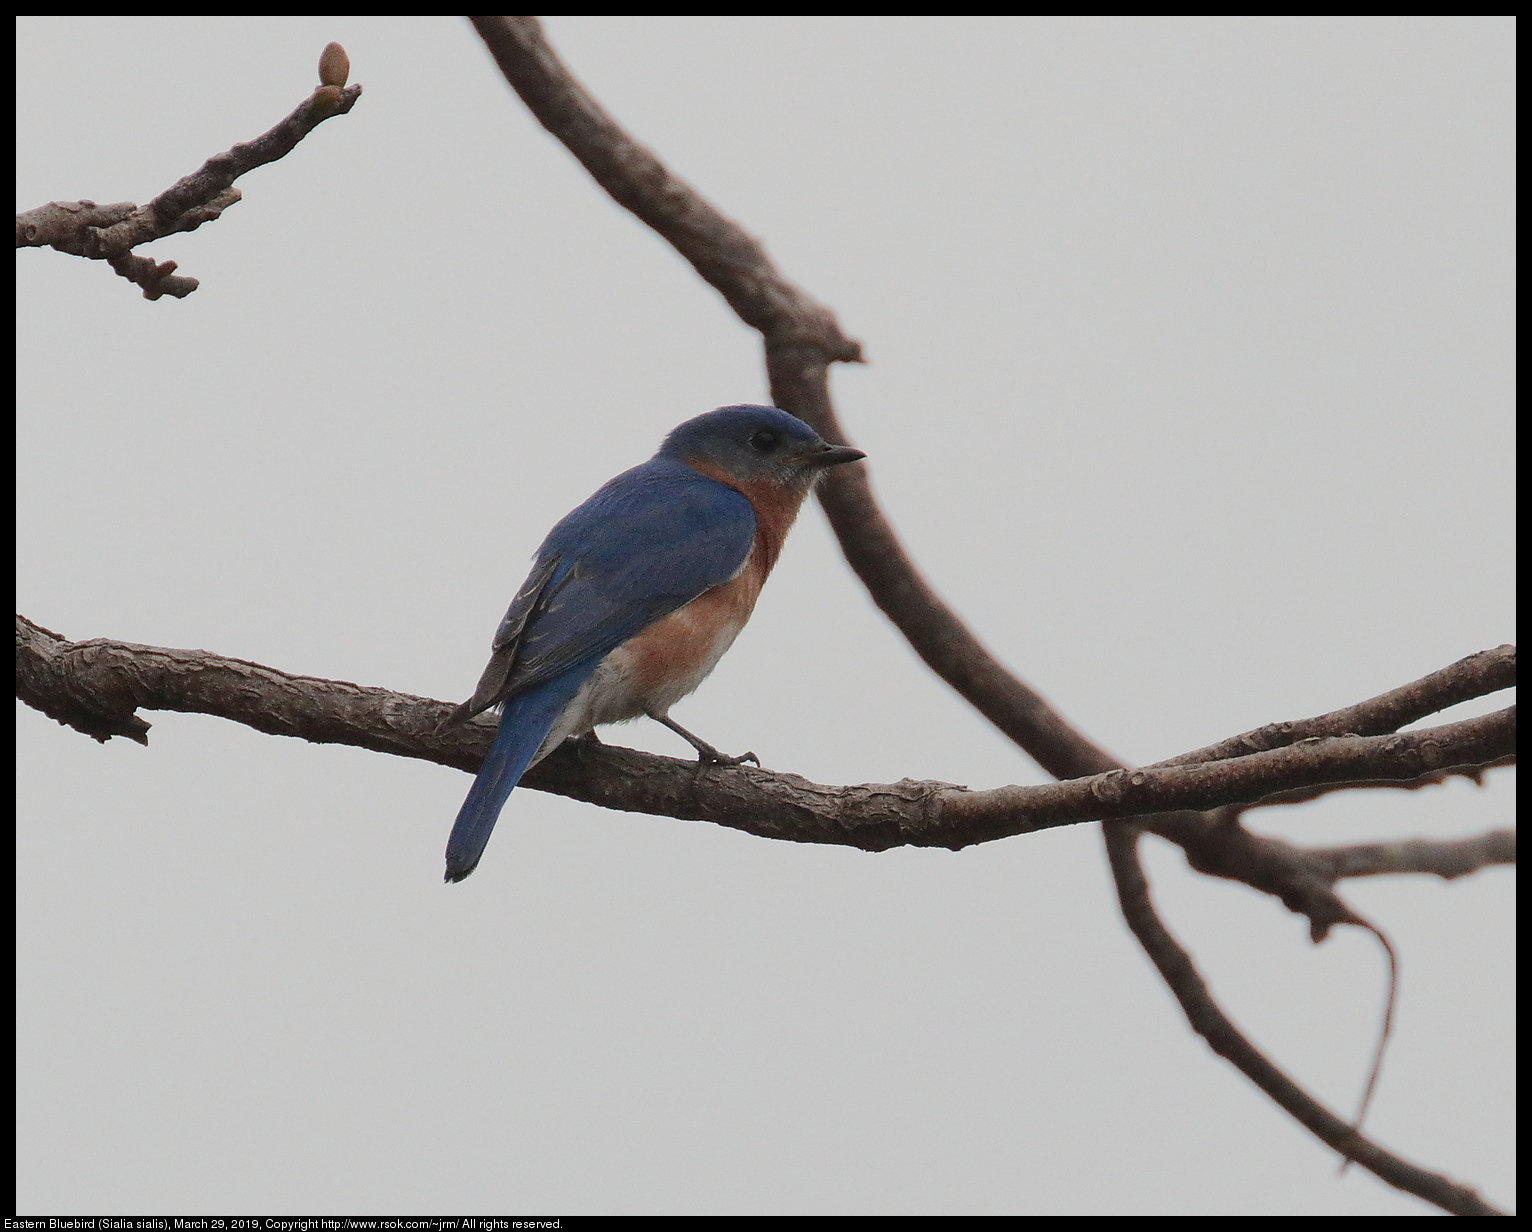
318,42 -> 350,88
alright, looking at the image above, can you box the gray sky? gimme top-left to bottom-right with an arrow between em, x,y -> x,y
17,16 -> 1514,1216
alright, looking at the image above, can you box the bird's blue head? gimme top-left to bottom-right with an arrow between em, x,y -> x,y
658,405 -> 865,488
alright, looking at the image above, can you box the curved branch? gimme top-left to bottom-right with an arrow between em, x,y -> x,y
15,47 -> 361,299
1103,824 -> 1504,1217
468,16 -> 859,362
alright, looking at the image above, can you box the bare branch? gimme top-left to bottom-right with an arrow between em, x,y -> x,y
1142,813 -> 1365,941
17,612 -> 1513,854
1162,646 -> 1514,846
468,16 -> 860,363
14,614 -> 962,846
1102,824 -> 1503,1217
15,199 -> 137,247
1156,645 -> 1517,767
15,615 -> 152,744
1218,755 -> 1515,813
1344,921 -> 1398,1164
14,603 -> 1400,959
1308,830 -> 1516,882
15,46 -> 361,299
942,711 -> 1513,841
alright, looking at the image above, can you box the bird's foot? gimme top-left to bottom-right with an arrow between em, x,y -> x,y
647,711 -> 760,769
692,741 -> 760,768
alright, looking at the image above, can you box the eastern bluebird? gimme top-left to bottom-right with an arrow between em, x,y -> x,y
440,405 -> 866,882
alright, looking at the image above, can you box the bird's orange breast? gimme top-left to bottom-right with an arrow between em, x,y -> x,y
616,467 -> 810,710
617,542 -> 765,707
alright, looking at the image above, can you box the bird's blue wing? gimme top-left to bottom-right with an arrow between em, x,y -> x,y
442,458 -> 754,727
494,457 -> 755,700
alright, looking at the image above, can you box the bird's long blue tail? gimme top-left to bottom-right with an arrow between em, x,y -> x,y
445,670 -> 592,883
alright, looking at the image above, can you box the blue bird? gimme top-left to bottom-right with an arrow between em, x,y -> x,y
440,405 -> 865,882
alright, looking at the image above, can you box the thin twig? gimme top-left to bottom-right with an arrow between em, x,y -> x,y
1308,830 -> 1516,882
1340,922 -> 1398,1176
1154,645 -> 1516,767
15,47 -> 361,299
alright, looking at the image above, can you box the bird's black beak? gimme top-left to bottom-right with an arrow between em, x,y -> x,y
796,442 -> 867,469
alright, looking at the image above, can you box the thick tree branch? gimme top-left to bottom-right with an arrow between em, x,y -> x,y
15,44 -> 360,299
17,613 -> 1514,856
15,616 -> 153,744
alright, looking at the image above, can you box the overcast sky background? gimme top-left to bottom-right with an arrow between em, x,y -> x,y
17,16 -> 1514,1216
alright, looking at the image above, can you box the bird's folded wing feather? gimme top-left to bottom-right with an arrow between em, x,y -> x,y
444,459 -> 755,727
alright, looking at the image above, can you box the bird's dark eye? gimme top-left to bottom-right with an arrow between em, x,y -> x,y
748,430 -> 779,453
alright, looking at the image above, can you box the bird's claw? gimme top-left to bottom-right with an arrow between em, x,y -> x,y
694,743 -> 759,768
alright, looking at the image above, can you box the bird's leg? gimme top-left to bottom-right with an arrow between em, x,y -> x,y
647,712 -> 759,767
